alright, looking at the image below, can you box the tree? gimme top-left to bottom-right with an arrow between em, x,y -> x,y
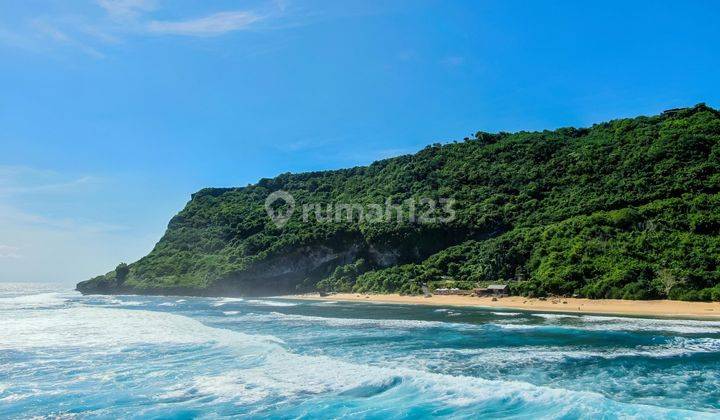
115,263 -> 130,282
656,268 -> 680,297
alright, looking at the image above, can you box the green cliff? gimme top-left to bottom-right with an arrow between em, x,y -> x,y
77,104 -> 720,300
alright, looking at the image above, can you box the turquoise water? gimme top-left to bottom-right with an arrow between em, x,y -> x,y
2,284 -> 720,418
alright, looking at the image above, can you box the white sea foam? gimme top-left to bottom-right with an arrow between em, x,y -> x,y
222,311 -> 240,316
577,315 -> 720,334
241,311 -> 720,336
491,312 -> 522,316
0,389 -> 65,403
0,307 -> 283,350
117,301 -> 147,306
98,297 -> 148,307
0,292 -> 67,310
0,282 -> 63,295
532,313 -> 580,320
434,308 -> 462,316
239,311 -> 463,330
523,313 -> 720,334
246,299 -> 297,307
211,297 -> 244,307
423,337 -> 720,366
492,323 -> 541,331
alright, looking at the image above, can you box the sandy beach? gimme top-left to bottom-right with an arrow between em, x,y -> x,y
287,293 -> 720,319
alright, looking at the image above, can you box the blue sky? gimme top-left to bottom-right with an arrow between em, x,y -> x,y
1,0 -> 719,284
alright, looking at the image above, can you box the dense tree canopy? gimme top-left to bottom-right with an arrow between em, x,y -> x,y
78,104 -> 720,300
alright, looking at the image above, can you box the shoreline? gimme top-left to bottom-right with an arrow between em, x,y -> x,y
285,293 -> 720,320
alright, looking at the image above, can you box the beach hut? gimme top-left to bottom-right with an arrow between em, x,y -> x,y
475,284 -> 509,297
487,284 -> 509,297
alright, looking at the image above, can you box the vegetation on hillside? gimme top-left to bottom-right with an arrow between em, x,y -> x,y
78,104 -> 720,300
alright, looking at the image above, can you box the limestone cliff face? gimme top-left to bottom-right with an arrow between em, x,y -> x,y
76,239 -> 425,296
212,244 -> 365,296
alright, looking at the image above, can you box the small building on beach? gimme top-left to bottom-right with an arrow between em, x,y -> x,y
474,284 -> 509,297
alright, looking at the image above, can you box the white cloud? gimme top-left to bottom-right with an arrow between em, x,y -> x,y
0,204 -> 126,234
0,245 -> 21,259
0,2 -> 304,58
30,18 -> 106,58
0,166 -> 121,234
0,165 -> 102,196
147,11 -> 261,36
96,0 -> 157,19
0,165 -> 55,181
0,176 -> 100,196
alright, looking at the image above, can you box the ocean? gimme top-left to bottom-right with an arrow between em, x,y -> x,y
1,283 -> 719,419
